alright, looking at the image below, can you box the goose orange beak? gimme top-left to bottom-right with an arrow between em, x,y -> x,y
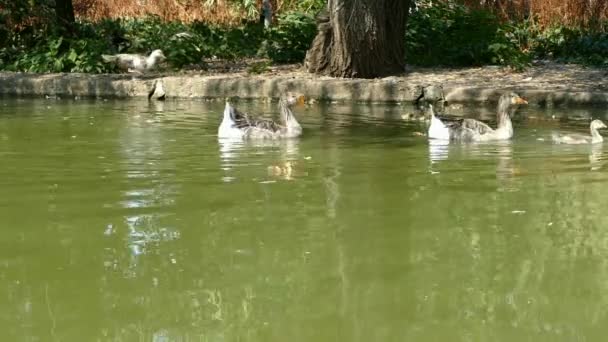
515,97 -> 528,105
296,95 -> 306,106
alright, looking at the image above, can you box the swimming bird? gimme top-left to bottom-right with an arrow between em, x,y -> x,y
218,93 -> 305,139
101,49 -> 166,73
428,92 -> 528,142
552,119 -> 607,144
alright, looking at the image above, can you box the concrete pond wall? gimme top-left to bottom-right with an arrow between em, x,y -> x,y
1,63 -> 608,105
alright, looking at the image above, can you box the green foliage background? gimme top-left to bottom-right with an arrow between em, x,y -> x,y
2,0 -> 608,73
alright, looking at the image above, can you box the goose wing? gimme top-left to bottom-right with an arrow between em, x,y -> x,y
441,121 -> 475,142
461,118 -> 494,135
434,117 -> 483,142
115,54 -> 139,62
231,107 -> 282,133
112,54 -> 145,69
434,110 -> 494,134
552,132 -> 590,144
435,114 -> 463,127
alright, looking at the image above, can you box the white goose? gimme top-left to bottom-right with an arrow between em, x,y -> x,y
218,93 -> 305,140
428,92 -> 528,142
552,120 -> 607,144
102,49 -> 166,73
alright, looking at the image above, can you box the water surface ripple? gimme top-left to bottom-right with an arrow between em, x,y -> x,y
1,98 -> 608,341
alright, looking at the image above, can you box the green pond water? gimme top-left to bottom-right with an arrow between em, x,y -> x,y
2,98 -> 608,341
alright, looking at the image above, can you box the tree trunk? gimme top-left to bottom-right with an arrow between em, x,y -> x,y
305,0 -> 410,78
55,0 -> 75,32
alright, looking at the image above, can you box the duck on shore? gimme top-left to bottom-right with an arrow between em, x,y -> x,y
101,49 -> 166,73
428,92 -> 528,142
552,119 -> 607,144
218,93 -> 305,140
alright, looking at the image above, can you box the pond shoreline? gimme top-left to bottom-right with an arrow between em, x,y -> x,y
1,62 -> 607,105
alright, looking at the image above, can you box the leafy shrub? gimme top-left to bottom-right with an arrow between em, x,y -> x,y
6,0 -> 608,74
406,0 -> 530,69
263,12 -> 316,63
487,24 -> 533,70
528,25 -> 608,65
8,32 -> 113,73
0,9 -> 316,74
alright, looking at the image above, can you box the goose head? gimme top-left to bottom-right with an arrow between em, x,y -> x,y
497,92 -> 527,118
500,92 -> 528,106
282,93 -> 306,106
591,119 -> 607,131
150,49 -> 166,61
590,119 -> 607,143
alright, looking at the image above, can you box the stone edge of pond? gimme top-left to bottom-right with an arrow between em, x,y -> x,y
1,71 -> 607,105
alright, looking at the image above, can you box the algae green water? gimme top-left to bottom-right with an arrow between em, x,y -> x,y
1,98 -> 608,341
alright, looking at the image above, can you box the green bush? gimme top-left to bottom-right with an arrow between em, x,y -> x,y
0,11 -> 316,73
406,0 -> 530,69
263,12 -> 317,63
7,29 -> 113,73
6,0 -> 608,74
528,25 -> 608,65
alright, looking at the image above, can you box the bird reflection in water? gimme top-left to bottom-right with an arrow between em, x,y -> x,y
428,139 -> 520,190
589,143 -> 604,171
218,137 -> 245,178
493,142 -> 519,191
148,98 -> 165,113
218,137 -> 304,182
465,142 -> 519,191
428,139 -> 450,174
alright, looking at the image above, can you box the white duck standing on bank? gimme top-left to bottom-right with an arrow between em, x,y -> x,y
552,119 -> 607,144
428,92 -> 528,142
218,93 -> 305,140
102,49 -> 166,73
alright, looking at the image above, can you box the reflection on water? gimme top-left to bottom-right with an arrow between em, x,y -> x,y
119,107 -> 180,265
2,99 -> 608,341
219,137 -> 302,182
428,139 -> 450,164
428,140 -> 516,189
589,144 -> 604,171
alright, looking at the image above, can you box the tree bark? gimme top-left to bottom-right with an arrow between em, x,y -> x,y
304,10 -> 332,74
55,0 -> 75,32
305,0 -> 410,78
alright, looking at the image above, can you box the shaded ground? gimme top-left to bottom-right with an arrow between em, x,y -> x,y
405,61 -> 608,93
191,59 -> 608,92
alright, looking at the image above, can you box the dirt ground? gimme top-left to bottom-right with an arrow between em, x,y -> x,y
175,58 -> 608,94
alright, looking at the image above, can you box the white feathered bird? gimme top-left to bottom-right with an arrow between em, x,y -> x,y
552,120 -> 607,144
102,49 -> 166,73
